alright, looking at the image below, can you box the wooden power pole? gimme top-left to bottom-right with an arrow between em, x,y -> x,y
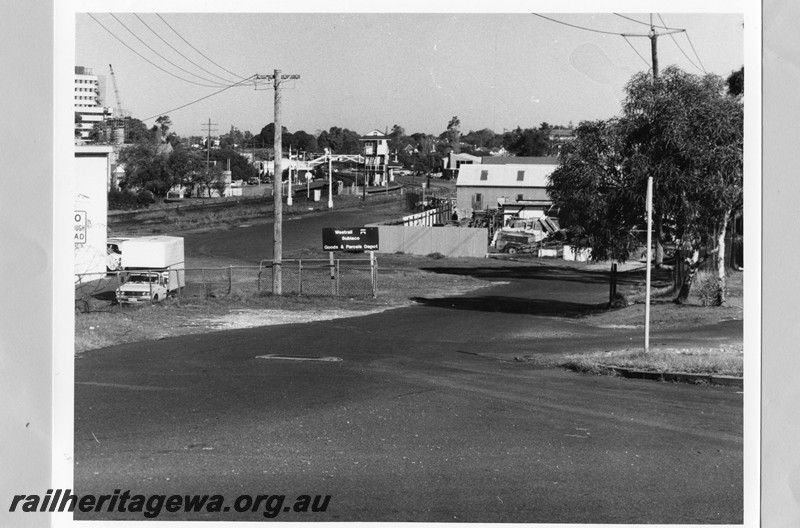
621,14 -> 684,80
256,69 -> 300,295
201,119 -> 218,191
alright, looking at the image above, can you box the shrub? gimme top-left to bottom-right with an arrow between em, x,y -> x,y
108,188 -> 140,210
136,189 -> 156,206
695,270 -> 725,306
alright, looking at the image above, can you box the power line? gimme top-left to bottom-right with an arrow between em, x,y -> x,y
155,13 -> 251,83
110,14 -> 229,87
657,14 -> 705,74
613,13 -> 678,30
88,14 -> 227,88
622,36 -> 651,69
134,13 -> 239,85
141,74 -> 256,121
683,30 -> 708,74
532,13 -> 624,36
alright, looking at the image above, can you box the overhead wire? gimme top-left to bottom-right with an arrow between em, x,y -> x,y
612,13 -> 678,30
622,36 -> 652,69
535,13 -> 709,77
109,14 -> 230,87
133,13 -> 240,85
532,13 -> 624,36
657,14 -> 705,74
88,13 -> 229,88
156,13 -> 251,82
142,74 -> 257,122
682,30 -> 708,74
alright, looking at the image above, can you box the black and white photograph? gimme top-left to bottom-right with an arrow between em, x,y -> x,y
3,0 -> 774,526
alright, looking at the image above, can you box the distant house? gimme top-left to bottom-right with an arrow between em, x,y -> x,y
479,156 -> 559,166
360,129 -> 392,186
443,152 -> 481,179
548,128 -> 575,143
455,157 -> 559,219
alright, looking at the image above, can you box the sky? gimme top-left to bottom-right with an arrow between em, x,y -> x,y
74,8 -> 746,139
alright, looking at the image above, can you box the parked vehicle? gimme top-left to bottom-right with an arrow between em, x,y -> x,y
106,237 -> 129,271
494,230 -> 541,254
115,236 -> 185,304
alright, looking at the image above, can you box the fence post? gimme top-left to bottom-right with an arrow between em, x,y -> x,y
335,259 -> 340,296
228,266 -> 233,295
298,260 -> 303,296
329,252 -> 336,296
609,262 -> 617,306
202,268 -> 207,298
371,252 -> 377,298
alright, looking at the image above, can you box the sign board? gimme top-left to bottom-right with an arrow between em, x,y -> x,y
322,227 -> 379,252
74,211 -> 87,245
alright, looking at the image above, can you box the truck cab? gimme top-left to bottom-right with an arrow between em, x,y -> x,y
116,272 -> 169,304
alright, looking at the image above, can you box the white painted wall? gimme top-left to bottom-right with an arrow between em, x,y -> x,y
74,147 -> 111,280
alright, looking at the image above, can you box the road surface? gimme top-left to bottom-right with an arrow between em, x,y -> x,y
74,207 -> 743,523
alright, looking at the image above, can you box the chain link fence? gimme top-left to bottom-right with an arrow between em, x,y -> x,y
74,258 -> 377,310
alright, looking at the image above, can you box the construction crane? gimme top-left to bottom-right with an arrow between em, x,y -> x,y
108,64 -> 126,119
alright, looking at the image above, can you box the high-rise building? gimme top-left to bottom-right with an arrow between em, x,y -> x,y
74,66 -> 112,142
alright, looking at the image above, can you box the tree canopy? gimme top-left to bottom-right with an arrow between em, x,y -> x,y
316,126 -> 362,154
547,66 -> 743,303
118,140 -> 202,198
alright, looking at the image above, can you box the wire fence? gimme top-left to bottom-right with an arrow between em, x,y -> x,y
74,258 -> 377,309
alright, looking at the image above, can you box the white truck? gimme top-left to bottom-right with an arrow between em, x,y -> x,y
115,236 -> 185,304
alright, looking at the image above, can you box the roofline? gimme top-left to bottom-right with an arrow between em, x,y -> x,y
456,184 -> 549,188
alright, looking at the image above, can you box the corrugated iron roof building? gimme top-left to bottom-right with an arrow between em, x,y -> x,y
455,159 -> 558,219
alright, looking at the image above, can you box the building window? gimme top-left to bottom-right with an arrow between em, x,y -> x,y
480,170 -> 488,181
517,194 -> 524,201
517,170 -> 525,181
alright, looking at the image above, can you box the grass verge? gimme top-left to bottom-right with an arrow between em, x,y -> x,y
560,345 -> 743,377
75,258 -> 491,354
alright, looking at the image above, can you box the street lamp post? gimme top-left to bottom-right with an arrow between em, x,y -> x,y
327,148 -> 333,209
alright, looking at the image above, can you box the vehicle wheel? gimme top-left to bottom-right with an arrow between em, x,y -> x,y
507,247 -> 518,255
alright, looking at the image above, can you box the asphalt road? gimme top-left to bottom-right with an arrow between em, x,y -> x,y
74,206 -> 743,523
182,199 -> 407,265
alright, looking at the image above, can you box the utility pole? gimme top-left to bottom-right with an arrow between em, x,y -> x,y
621,13 -> 684,80
287,145 -> 293,207
256,69 -> 300,295
644,176 -> 653,353
622,14 -> 683,271
201,119 -> 218,193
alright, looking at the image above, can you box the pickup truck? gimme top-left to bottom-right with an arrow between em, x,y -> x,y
116,271 -> 174,304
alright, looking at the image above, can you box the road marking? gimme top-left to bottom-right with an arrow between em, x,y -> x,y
256,355 -> 342,362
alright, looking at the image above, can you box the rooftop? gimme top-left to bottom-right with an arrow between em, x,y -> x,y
480,156 -> 559,165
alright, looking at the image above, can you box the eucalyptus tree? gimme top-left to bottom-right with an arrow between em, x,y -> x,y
548,66 -> 743,304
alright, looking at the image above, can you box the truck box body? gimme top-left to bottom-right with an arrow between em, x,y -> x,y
116,237 -> 185,303
121,236 -> 184,270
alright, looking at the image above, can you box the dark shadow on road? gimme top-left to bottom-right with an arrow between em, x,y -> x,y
419,264 -> 671,287
411,295 -> 609,318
